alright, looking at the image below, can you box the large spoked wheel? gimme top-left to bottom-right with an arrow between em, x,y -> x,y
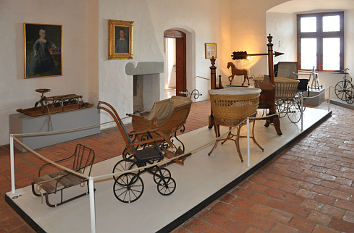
276,99 -> 287,118
153,168 -> 171,184
157,177 -> 176,196
113,172 -> 144,203
287,100 -> 302,123
335,81 -> 351,101
112,159 -> 138,181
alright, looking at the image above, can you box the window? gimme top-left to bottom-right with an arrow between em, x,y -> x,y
297,12 -> 344,71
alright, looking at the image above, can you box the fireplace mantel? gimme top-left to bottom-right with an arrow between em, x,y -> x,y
125,61 -> 164,76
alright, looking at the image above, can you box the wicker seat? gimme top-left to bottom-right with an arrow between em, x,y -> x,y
31,144 -> 95,207
254,77 -> 299,100
208,87 -> 263,162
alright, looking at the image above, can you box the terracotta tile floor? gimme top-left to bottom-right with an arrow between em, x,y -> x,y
0,101 -> 353,233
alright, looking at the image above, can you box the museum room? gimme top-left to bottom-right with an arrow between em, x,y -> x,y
0,0 -> 353,232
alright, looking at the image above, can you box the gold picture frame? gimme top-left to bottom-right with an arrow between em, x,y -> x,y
108,20 -> 133,59
24,23 -> 63,79
205,43 -> 217,59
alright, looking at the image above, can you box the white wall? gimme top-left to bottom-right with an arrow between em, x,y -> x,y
98,0 -> 233,124
230,0 -> 286,78
0,0 -> 91,145
266,12 -> 297,63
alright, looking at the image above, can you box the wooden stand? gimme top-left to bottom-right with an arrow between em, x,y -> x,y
262,35 -> 282,135
208,57 -> 217,129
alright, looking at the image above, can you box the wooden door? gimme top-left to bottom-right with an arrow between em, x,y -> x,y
164,30 -> 186,96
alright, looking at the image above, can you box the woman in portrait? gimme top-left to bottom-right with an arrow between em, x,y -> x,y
29,28 -> 57,76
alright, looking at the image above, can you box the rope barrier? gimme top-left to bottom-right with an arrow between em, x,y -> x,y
11,116 -> 130,138
10,111 -> 277,182
196,76 -> 210,81
91,117 -> 247,181
12,136 -> 88,179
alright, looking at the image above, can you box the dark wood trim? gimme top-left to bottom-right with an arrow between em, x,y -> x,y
164,29 -> 187,96
297,11 -> 344,71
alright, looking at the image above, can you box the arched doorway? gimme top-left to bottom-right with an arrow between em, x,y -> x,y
164,30 -> 186,97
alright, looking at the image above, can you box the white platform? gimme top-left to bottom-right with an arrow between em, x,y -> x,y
6,108 -> 331,233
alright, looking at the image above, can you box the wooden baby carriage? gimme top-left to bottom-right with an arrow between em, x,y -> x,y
98,101 -> 182,203
127,96 -> 192,164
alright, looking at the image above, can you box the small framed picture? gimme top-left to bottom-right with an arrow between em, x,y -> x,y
24,23 -> 62,78
205,43 -> 217,59
108,20 -> 133,59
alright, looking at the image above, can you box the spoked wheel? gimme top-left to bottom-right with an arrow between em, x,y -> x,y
287,100 -> 302,123
345,87 -> 354,104
335,81 -> 351,101
112,159 -> 138,181
113,172 -> 144,203
122,147 -> 134,160
153,168 -> 171,184
276,99 -> 287,118
157,177 -> 176,196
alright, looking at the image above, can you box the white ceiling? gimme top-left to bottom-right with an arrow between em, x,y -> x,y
268,0 -> 354,13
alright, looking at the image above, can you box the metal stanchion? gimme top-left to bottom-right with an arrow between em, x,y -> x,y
10,135 -> 16,194
89,178 -> 96,233
300,94 -> 304,132
247,118 -> 250,167
328,86 -> 331,112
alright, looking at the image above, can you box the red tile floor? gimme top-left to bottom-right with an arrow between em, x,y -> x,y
0,101 -> 353,233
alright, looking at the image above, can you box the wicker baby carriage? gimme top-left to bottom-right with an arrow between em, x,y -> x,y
254,77 -> 302,123
208,87 -> 263,162
127,96 -> 192,164
254,77 -> 299,100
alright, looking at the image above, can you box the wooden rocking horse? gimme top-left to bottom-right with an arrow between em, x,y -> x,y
227,62 -> 250,86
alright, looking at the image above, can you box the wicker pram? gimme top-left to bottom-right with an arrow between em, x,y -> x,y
208,87 -> 263,162
254,77 -> 303,123
254,77 -> 299,100
128,96 -> 192,164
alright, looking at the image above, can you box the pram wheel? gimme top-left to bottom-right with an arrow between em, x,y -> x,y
287,99 -> 302,123
157,177 -> 176,196
113,172 -> 144,203
153,168 -> 171,184
122,147 -> 134,160
112,159 -> 137,181
276,99 -> 287,118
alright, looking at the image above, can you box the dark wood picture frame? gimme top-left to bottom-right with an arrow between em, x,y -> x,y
24,23 -> 62,79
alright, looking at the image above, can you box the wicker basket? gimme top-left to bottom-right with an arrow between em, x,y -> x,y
254,77 -> 299,100
209,87 -> 261,126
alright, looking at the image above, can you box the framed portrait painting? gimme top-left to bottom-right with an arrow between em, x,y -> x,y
108,20 -> 133,59
205,43 -> 217,59
24,23 -> 62,79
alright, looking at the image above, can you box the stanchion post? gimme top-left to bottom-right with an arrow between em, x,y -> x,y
300,94 -> 304,132
247,118 -> 250,167
10,135 -> 16,194
89,178 -> 96,233
328,86 -> 331,112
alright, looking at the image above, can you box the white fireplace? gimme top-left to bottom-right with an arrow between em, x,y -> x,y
126,62 -> 164,112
